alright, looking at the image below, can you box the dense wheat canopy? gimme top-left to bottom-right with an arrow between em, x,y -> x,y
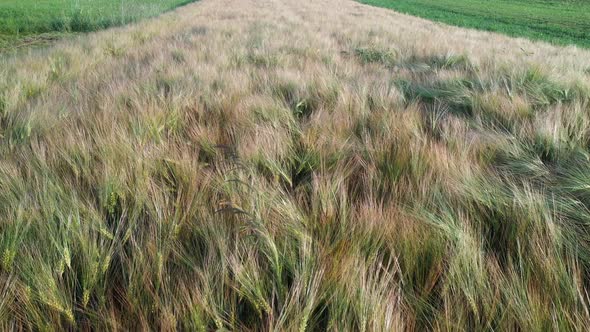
1,0 -> 590,330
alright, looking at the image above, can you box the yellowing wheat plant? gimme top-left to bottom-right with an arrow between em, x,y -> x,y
1,0 -> 590,330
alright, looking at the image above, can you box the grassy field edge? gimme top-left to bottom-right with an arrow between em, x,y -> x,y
0,0 -> 199,52
357,0 -> 590,48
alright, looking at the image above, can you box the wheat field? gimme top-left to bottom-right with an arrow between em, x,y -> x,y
2,0 -> 590,330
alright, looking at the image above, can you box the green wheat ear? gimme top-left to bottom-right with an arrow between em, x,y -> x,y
82,289 -> 90,307
214,317 -> 224,330
56,259 -> 65,276
63,247 -> 71,269
64,309 -> 75,323
2,248 -> 15,270
107,191 -> 118,215
299,314 -> 309,332
101,255 -> 111,273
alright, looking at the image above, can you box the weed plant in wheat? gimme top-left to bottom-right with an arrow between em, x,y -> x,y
1,0 -> 590,330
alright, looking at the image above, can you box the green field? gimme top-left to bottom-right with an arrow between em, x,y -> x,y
0,0 -> 195,49
358,0 -> 590,48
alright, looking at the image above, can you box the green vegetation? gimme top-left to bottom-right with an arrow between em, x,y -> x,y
0,0 -> 194,34
0,0 -> 195,49
358,0 -> 590,48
